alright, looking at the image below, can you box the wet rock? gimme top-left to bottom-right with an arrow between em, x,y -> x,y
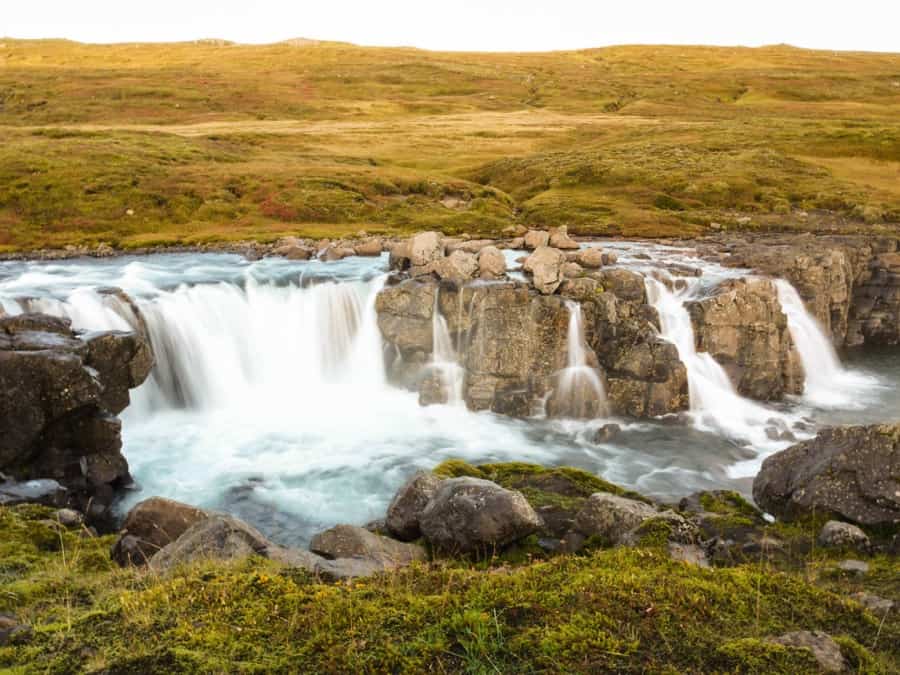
0,478 -> 67,507
310,524 -> 426,564
753,424 -> 900,526
575,247 -> 604,269
388,240 -> 412,271
524,246 -> 565,295
477,246 -> 506,280
524,229 -> 550,250
112,497 -> 209,566
320,245 -> 356,262
419,477 -> 542,555
271,243 -> 312,260
0,314 -> 152,522
386,470 -> 444,541
410,231 -> 444,267
687,278 -> 803,400
818,521 -> 870,551
770,631 -> 847,673
602,251 -> 618,265
592,423 -> 621,444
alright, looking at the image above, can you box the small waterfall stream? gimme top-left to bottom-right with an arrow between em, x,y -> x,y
425,290 -> 466,405
551,301 -> 607,418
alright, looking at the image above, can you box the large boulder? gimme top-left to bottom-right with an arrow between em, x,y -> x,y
524,246 -> 565,295
687,278 -> 803,400
111,497 -> 209,566
431,250 -> 478,283
568,492 -> 657,545
523,229 -> 550,250
575,247 -> 604,269
310,524 -> 426,564
409,231 -> 445,267
386,471 -> 443,541
477,246 -> 507,280
419,477 -> 542,555
753,424 -> 900,527
0,314 -> 153,522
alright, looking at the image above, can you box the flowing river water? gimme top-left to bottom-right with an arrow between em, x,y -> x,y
2,242 -> 898,546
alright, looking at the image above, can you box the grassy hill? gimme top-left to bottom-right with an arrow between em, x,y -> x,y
1,39 -> 899,251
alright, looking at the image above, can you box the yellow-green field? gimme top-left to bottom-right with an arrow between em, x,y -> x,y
1,39 -> 899,251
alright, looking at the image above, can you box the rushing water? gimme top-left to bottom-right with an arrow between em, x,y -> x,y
2,244 -> 897,546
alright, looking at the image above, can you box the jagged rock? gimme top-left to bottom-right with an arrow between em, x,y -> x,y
687,278 -> 803,400
111,497 -> 209,566
818,521 -> 870,551
477,246 -> 506,279
524,246 -> 565,294
355,238 -> 383,256
753,424 -> 900,526
524,229 -> 550,250
549,226 -> 580,250
375,279 -> 436,355
386,471 -> 444,541
770,631 -> 847,672
419,477 -> 542,555
576,247 -> 604,269
310,524 -> 426,564
0,314 -> 152,521
410,231 -> 444,267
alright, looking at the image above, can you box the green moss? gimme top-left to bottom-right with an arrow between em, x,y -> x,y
714,638 -> 822,674
630,517 -> 676,548
698,490 -> 761,519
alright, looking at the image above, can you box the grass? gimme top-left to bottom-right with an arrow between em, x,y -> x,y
1,468 -> 898,673
0,39 -> 899,251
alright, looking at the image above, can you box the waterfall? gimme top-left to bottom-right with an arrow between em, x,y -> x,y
424,290 -> 465,406
774,279 -> 877,409
551,301 -> 607,418
644,276 -> 804,464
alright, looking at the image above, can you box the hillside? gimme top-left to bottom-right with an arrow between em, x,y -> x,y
1,39 -> 899,251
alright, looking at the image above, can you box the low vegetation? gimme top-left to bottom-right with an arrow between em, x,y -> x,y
0,40 -> 899,251
2,463 -> 897,673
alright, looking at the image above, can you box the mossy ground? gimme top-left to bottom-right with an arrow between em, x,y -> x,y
1,40 -> 899,252
2,474 -> 898,673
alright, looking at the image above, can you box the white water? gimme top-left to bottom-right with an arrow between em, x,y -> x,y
425,290 -> 466,405
774,279 -> 879,409
645,276 -> 809,476
552,301 -> 607,418
1,247 -> 894,543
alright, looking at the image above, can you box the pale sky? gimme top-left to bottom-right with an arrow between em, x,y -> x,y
2,0 -> 899,53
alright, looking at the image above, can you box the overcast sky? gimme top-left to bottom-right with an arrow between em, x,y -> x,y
3,0 -> 899,53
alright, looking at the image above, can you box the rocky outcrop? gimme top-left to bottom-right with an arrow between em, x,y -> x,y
722,234 -> 900,347
419,477 -> 542,555
0,314 -> 153,523
687,278 -> 803,400
385,470 -> 443,541
753,424 -> 900,527
111,497 -> 209,566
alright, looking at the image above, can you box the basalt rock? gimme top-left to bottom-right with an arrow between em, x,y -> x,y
753,424 -> 900,527
0,314 -> 153,524
687,278 -> 803,400
386,470 -> 444,541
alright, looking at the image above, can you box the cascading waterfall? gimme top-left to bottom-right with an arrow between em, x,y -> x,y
551,301 -> 607,418
644,276 -> 806,469
424,290 -> 465,405
774,279 -> 877,409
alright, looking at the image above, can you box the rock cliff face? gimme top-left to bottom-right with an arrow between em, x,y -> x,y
376,269 -> 688,418
686,278 -> 803,400
722,235 -> 900,347
0,313 -> 153,523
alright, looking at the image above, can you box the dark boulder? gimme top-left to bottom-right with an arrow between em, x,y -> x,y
753,424 -> 900,527
385,471 -> 443,541
111,497 -> 209,566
